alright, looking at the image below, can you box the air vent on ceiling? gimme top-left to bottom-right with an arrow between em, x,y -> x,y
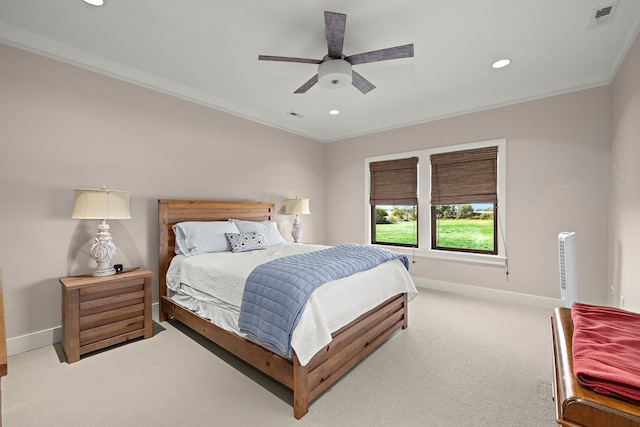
287,111 -> 304,118
587,2 -> 619,29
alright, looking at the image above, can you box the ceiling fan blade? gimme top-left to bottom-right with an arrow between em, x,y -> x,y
325,11 -> 346,59
345,43 -> 414,65
294,74 -> 319,94
352,71 -> 376,94
258,55 -> 322,65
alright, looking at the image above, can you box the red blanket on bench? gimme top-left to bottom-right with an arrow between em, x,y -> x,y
572,302 -> 640,405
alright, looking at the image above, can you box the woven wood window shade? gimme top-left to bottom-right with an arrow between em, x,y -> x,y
370,157 -> 418,206
430,146 -> 498,205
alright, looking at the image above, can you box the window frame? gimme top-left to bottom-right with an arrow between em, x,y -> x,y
364,138 -> 507,266
369,157 -> 419,248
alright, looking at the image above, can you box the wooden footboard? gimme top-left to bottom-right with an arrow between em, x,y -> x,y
294,293 -> 407,418
551,307 -> 640,427
163,292 -> 407,418
157,199 -> 410,419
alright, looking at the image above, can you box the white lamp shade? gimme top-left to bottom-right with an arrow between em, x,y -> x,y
285,198 -> 310,215
72,188 -> 131,220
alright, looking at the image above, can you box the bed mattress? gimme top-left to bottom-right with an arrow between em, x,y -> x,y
166,243 -> 417,365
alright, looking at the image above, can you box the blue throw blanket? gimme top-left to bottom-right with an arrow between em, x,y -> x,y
238,243 -> 409,358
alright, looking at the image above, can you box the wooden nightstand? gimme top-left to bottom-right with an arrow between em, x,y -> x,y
59,268 -> 153,363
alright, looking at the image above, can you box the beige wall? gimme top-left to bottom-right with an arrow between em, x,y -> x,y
609,31 -> 640,311
0,44 -> 324,339
2,30 -> 636,346
325,87 -> 611,304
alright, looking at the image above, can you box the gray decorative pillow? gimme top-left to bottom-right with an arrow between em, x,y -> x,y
225,232 -> 266,253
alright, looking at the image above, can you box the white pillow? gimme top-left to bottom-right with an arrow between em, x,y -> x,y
172,221 -> 240,256
230,219 -> 288,247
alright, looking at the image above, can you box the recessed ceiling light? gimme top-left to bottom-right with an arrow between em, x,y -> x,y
83,0 -> 104,6
492,59 -> 511,69
329,109 -> 340,115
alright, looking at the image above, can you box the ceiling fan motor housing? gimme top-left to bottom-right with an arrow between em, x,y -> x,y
318,59 -> 352,89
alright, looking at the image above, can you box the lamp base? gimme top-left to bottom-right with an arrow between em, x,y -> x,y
90,220 -> 117,276
291,215 -> 302,243
92,266 -> 116,277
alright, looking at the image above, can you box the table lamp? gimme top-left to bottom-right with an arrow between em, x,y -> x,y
72,185 -> 131,276
284,197 -> 310,243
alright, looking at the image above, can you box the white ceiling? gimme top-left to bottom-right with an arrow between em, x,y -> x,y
1,1 -> 639,142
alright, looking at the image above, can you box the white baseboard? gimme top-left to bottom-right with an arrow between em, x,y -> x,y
8,284 -> 560,357
6,326 -> 63,357
6,303 -> 161,357
412,277 -> 563,311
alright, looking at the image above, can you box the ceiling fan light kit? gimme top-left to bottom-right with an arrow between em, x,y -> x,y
259,11 -> 414,94
318,59 -> 352,89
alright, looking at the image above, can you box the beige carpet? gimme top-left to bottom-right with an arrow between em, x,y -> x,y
3,289 -> 557,426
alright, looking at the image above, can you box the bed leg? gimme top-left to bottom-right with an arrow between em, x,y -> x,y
402,293 -> 409,329
293,353 -> 309,419
158,297 -> 168,322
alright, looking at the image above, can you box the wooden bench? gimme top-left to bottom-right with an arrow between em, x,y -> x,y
551,307 -> 640,426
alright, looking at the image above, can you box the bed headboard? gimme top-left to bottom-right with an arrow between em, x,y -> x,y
157,199 -> 276,303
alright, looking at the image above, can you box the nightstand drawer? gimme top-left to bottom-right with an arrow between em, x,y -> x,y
80,277 -> 144,301
80,303 -> 145,330
80,315 -> 145,346
79,286 -> 144,316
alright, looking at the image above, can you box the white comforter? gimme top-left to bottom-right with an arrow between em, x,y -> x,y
166,243 -> 417,366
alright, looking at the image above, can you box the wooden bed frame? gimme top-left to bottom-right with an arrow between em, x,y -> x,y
551,307 -> 640,426
158,199 -> 409,419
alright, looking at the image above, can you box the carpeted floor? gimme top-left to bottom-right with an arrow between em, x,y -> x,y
3,288 -> 558,426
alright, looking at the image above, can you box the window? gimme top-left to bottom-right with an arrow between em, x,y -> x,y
365,139 -> 506,263
369,157 -> 418,247
430,146 -> 498,254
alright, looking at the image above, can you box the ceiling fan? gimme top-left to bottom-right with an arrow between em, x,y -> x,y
258,11 -> 414,94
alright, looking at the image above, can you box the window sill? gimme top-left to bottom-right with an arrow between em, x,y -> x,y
373,245 -> 507,267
